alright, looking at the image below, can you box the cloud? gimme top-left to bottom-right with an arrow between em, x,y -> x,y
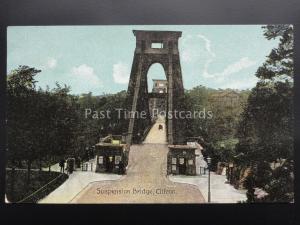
113,62 -> 130,84
180,33 -> 258,90
197,34 -> 216,58
197,34 -> 216,76
181,50 -> 193,63
203,57 -> 257,81
71,64 -> 102,87
181,35 -> 200,63
46,57 -> 57,69
181,34 -> 216,63
181,34 -> 256,83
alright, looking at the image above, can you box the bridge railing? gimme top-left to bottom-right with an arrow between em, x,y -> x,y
141,120 -> 155,142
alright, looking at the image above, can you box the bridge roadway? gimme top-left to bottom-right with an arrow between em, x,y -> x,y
71,117 -> 205,203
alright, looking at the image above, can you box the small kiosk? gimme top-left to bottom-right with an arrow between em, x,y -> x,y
95,135 -> 129,174
167,145 -> 197,175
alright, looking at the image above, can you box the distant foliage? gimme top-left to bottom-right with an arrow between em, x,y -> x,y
184,85 -> 250,168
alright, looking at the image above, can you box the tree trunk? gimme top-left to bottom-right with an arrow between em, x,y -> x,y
11,167 -> 16,201
39,158 -> 42,171
18,160 -> 22,168
27,160 -> 31,183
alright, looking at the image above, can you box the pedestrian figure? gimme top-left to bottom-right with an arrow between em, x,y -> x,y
118,160 -> 125,175
158,124 -> 163,130
107,156 -> 113,172
59,158 -> 66,173
76,156 -> 81,168
67,158 -> 75,174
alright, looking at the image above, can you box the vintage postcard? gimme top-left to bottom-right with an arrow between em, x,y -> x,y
5,25 -> 294,203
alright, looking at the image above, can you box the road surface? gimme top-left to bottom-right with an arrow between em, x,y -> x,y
143,115 -> 167,144
71,144 -> 205,203
71,117 -> 205,203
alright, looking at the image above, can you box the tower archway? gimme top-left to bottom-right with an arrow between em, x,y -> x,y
147,63 -> 167,93
125,30 -> 185,145
146,63 -> 168,121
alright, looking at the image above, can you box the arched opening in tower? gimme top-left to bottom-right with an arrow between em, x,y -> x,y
147,63 -> 168,122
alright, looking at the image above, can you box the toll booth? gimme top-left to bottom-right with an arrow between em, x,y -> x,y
95,135 -> 129,174
167,145 -> 197,175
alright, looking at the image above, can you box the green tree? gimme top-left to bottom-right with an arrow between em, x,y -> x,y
7,67 -> 82,174
236,25 -> 294,202
7,66 -> 41,181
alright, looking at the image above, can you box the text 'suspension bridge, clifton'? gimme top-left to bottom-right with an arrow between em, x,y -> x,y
125,30 -> 185,145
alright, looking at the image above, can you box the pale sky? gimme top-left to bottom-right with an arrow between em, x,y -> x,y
7,25 -> 279,95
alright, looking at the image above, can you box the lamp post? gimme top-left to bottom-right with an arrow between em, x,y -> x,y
207,156 -> 211,203
85,146 -> 90,161
229,162 -> 234,184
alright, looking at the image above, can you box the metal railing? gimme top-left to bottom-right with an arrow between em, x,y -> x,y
17,173 -> 66,203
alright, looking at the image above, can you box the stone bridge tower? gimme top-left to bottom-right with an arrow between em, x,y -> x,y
126,30 -> 185,145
